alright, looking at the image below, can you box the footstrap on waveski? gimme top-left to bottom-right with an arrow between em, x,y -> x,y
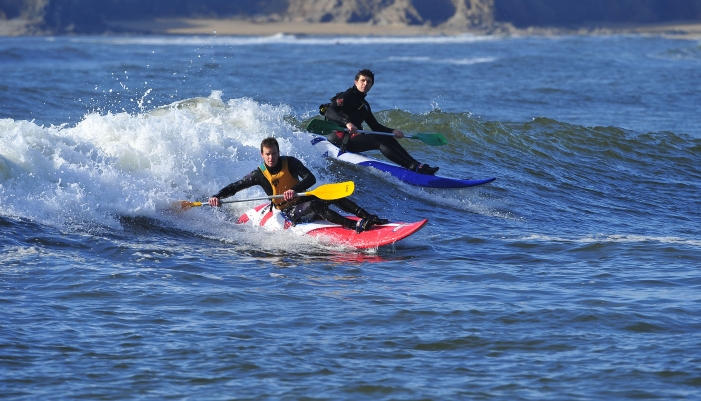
280,205 -> 296,226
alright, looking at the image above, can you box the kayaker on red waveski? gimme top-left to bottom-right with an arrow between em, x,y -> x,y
322,68 -> 439,175
208,137 -> 388,233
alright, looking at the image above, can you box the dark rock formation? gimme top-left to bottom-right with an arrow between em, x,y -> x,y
2,0 -> 701,35
283,0 -> 493,28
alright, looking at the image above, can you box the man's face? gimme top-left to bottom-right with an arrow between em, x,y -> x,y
261,146 -> 279,168
354,75 -> 373,93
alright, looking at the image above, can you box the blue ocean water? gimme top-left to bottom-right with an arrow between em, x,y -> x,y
1,33 -> 701,400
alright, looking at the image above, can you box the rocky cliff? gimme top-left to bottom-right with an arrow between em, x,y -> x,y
494,0 -> 701,28
2,0 -> 701,35
283,0 -> 493,28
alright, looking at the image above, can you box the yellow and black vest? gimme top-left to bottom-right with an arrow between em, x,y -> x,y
259,157 -> 300,209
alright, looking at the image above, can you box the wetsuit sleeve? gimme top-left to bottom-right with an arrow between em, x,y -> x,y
287,157 -> 317,193
363,102 -> 393,133
324,88 -> 356,126
325,88 -> 393,134
213,169 -> 269,198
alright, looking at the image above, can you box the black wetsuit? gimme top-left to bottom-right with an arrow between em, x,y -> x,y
324,85 -> 421,170
212,156 -> 373,229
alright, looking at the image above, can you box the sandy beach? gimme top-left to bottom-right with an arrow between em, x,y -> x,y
104,18 -> 446,37
100,18 -> 701,39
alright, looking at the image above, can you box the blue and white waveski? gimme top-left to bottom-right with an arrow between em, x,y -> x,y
307,135 -> 496,189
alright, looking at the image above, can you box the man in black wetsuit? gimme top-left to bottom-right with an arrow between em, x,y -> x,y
323,69 -> 439,175
208,137 -> 388,233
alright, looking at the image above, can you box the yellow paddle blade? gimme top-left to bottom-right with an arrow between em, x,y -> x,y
304,181 -> 355,200
169,200 -> 204,212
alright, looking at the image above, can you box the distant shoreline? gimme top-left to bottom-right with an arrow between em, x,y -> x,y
104,19 -> 444,37
3,17 -> 701,39
105,18 -> 701,39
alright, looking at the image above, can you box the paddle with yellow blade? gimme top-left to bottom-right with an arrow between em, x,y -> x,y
171,181 -> 355,212
305,119 -> 448,146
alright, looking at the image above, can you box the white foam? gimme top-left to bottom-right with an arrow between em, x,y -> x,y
517,233 -> 701,248
67,33 -> 499,47
388,56 -> 497,65
0,92 -> 326,236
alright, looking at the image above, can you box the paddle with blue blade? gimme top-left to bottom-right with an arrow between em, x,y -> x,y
305,119 -> 448,146
171,181 -> 355,212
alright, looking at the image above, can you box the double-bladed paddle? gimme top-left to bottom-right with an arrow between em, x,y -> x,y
305,119 -> 448,146
171,181 -> 355,212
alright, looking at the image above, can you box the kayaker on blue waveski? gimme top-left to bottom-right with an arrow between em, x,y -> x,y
208,137 -> 388,233
322,68 -> 440,175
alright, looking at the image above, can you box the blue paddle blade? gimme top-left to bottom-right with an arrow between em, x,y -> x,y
306,119 -> 341,135
413,133 -> 448,146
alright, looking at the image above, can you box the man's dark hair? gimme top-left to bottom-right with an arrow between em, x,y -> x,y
355,69 -> 375,82
260,137 -> 280,153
